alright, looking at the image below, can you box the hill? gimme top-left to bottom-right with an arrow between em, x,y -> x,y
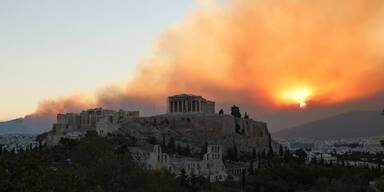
273,111 -> 384,139
0,116 -> 53,135
46,113 -> 279,153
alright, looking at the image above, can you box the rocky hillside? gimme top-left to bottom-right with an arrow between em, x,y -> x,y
46,113 -> 279,155
116,114 -> 279,154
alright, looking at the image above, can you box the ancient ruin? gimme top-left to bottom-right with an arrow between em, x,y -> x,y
129,144 -> 250,182
44,94 -> 277,181
167,94 -> 215,114
47,108 -> 139,145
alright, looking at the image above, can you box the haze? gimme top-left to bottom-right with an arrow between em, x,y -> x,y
2,0 -> 384,132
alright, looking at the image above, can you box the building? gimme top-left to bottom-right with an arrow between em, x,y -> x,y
167,94 -> 215,114
130,144 -> 227,182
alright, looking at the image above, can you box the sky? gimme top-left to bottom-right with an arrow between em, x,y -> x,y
1,0 -> 384,132
0,0 -> 197,121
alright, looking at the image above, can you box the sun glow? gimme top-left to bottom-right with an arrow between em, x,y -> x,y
300,102 -> 307,109
278,87 -> 313,108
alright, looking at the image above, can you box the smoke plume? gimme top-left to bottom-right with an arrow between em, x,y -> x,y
32,0 -> 384,119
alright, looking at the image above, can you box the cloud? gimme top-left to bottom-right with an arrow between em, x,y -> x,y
32,0 -> 384,120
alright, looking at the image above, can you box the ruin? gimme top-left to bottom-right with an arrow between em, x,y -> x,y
130,144 -> 227,182
167,94 -> 215,114
53,108 -> 139,132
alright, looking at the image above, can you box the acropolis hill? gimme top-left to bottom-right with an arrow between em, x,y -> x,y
46,94 -> 279,154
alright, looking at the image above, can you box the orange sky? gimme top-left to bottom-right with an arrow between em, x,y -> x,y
32,0 -> 384,128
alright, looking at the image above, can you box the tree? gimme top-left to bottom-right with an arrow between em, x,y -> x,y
233,145 -> 239,161
279,145 -> 284,157
294,149 -> 307,163
315,177 -> 329,192
183,145 -> 191,156
261,149 -> 266,159
230,105 -> 241,118
375,175 -> 384,192
162,134 -> 166,148
244,112 -> 249,119
148,136 -> 157,145
249,160 -> 255,175
219,109 -> 224,115
252,148 -> 257,159
176,144 -> 182,154
179,168 -> 188,186
167,137 -> 176,154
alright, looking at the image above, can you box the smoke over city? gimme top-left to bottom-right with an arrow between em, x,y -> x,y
32,0 -> 384,125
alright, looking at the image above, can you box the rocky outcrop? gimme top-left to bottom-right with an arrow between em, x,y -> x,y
116,114 -> 279,154
45,113 -> 279,154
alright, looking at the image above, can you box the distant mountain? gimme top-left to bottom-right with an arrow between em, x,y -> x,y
273,111 -> 384,139
0,115 -> 54,135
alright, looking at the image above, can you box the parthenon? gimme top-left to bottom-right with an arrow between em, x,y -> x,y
167,94 -> 215,114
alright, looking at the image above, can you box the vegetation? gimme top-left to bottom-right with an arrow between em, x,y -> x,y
1,132 -> 384,192
244,112 -> 249,119
0,132 -> 186,192
231,105 -> 241,118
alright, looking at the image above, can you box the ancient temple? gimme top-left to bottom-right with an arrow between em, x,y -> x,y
167,94 -> 215,114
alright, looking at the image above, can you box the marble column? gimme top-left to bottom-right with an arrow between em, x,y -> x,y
197,100 -> 200,112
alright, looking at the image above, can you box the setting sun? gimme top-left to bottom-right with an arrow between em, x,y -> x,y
300,102 -> 307,108
277,87 -> 313,108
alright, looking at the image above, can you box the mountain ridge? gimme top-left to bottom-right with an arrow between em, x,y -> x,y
273,110 -> 384,139
0,116 -> 54,135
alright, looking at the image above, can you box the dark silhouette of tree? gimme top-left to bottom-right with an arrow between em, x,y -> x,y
252,148 -> 257,159
233,145 -> 239,161
179,168 -> 188,186
177,144 -> 182,154
295,149 -> 307,163
230,105 -> 241,118
219,109 -> 224,115
183,145 -> 191,156
148,136 -> 157,145
261,149 -> 266,159
244,112 -> 249,119
241,169 -> 246,191
376,176 -> 384,192
268,134 -> 273,154
167,137 -> 176,154
249,160 -> 255,175
235,123 -> 241,133
201,142 -> 208,156
279,145 -> 284,157
162,134 -> 166,148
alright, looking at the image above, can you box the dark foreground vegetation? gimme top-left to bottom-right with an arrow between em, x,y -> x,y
1,132 -> 384,192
